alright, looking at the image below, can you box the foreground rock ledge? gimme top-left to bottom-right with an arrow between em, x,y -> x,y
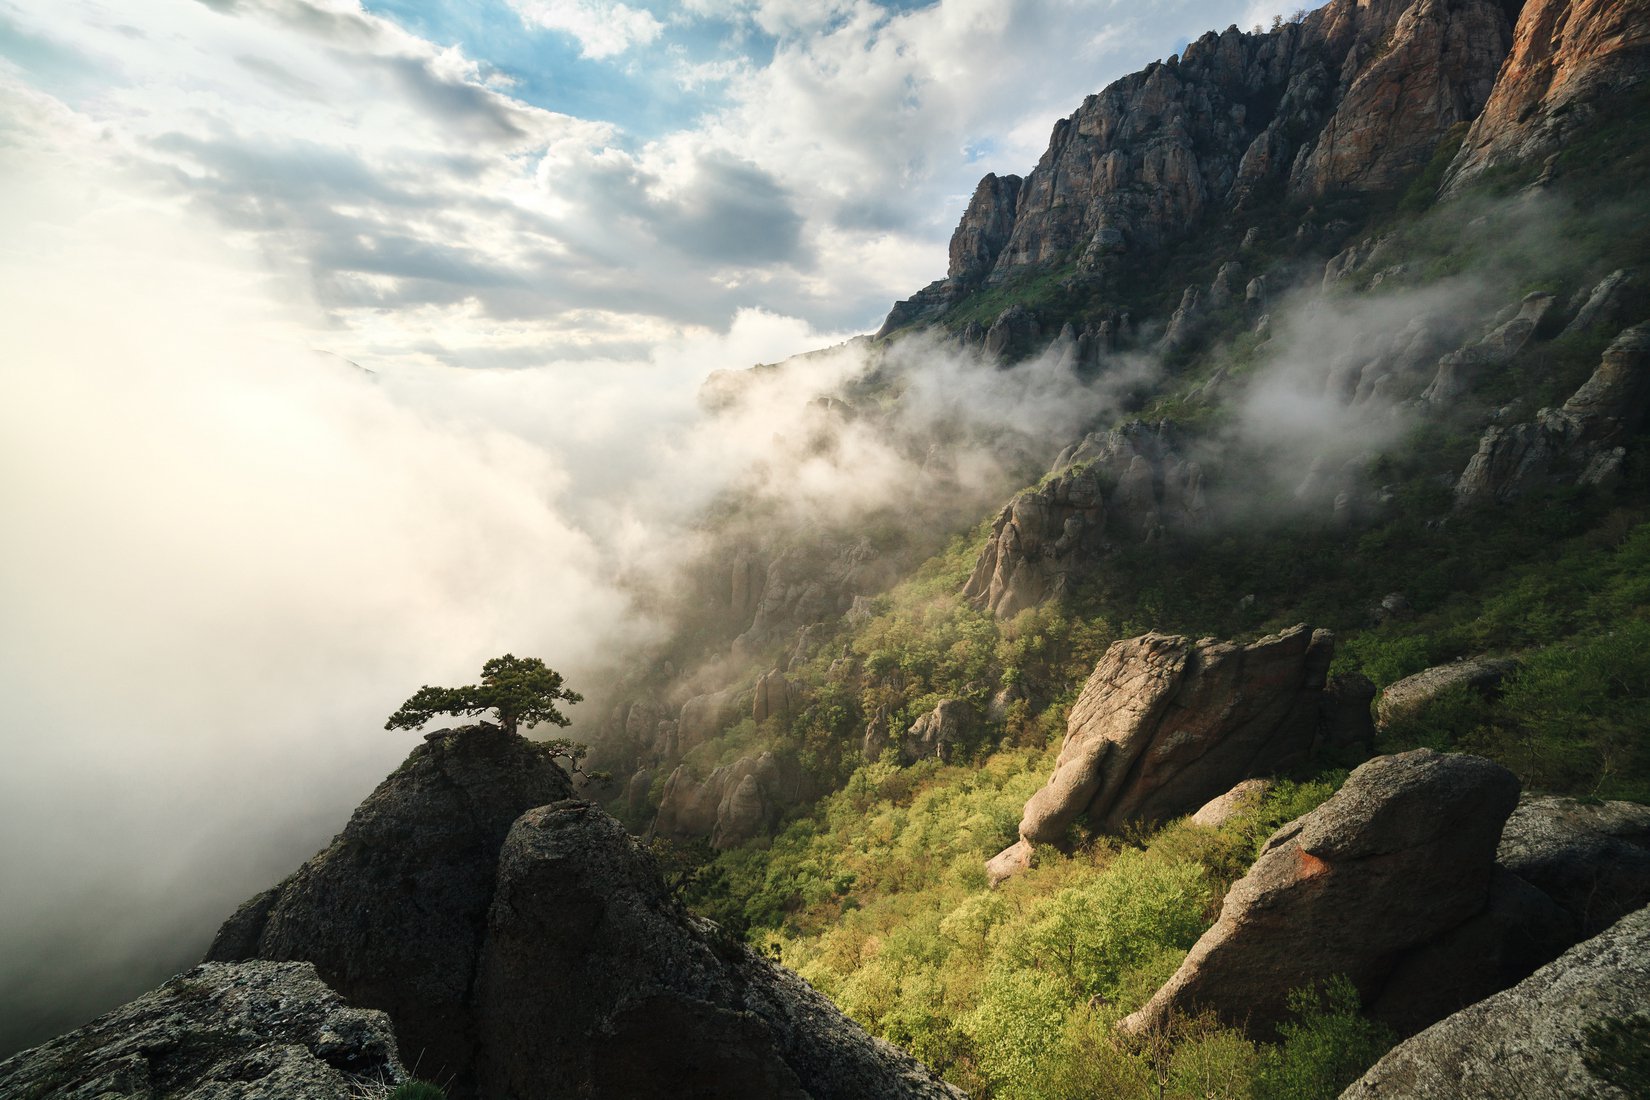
1120,749 -> 1520,1039
0,961 -> 406,1099
1341,904 -> 1650,1098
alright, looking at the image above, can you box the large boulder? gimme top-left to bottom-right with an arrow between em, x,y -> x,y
1342,904 -> 1650,1099
204,724 -> 572,1091
993,625 -> 1332,878
1121,750 -> 1520,1040
1374,655 -> 1518,729
0,961 -> 405,1099
473,800 -> 965,1100
1498,796 -> 1650,936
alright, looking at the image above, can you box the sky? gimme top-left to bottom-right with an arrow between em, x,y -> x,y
0,0 -> 1291,1051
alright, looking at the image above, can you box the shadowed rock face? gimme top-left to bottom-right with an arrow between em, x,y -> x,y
1000,626 -> 1332,866
0,961 -> 406,1099
1121,750 -> 1520,1040
1498,796 -> 1650,936
1342,904 -> 1650,1099
204,724 -> 572,1091
1445,0 -> 1650,194
474,801 -> 965,1100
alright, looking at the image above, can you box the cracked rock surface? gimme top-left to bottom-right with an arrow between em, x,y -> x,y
0,960 -> 405,1099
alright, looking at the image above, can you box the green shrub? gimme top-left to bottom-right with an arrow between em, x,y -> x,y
387,1081 -> 446,1100
1255,977 -> 1395,1100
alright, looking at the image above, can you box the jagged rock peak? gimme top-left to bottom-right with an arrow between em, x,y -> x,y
205,723 -> 573,1093
881,0 -> 1518,334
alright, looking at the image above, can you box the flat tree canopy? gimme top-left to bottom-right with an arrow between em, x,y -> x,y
385,654 -> 582,736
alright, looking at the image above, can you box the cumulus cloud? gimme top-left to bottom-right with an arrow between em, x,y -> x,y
508,0 -> 664,59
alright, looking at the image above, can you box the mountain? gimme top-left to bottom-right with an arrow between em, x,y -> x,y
8,0 -> 1650,1095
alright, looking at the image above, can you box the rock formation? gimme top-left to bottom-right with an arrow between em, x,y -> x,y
901,698 -> 970,764
1373,655 -> 1519,729
881,0 -> 1519,337
1455,323 -> 1650,505
1498,796 -> 1650,936
200,729 -> 957,1097
1563,268 -> 1639,337
1121,750 -> 1521,1039
1421,291 -> 1555,404
753,668 -> 795,724
473,800 -> 964,1099
1342,904 -> 1650,1099
987,626 -> 1333,882
1445,0 -> 1650,194
653,750 -> 802,849
205,724 -> 571,1088
676,688 -> 738,753
964,422 -> 1202,617
0,961 -> 406,1099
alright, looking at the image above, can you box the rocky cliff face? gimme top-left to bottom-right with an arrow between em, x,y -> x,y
476,800 -> 963,1099
1445,0 -> 1650,193
882,0 -> 1518,333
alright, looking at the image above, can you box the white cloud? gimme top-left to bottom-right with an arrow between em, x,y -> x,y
507,0 -> 664,58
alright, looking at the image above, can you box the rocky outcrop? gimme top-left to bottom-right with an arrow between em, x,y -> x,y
1421,291 -> 1555,404
1498,796 -> 1650,936
1455,322 -> 1650,504
989,626 -> 1333,880
204,724 -> 571,1089
901,699 -> 970,764
196,731 -> 959,1098
1122,750 -> 1521,1039
1318,671 -> 1378,759
948,173 -> 1023,284
653,750 -> 802,849
676,688 -> 738,753
964,422 -> 1202,617
0,961 -> 406,1099
1563,268 -> 1639,337
1342,904 -> 1650,1099
474,800 -> 965,1100
1374,655 -> 1519,728
753,668 -> 794,724
1445,0 -> 1650,194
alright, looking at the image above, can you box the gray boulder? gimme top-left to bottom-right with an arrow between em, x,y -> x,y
990,626 -> 1332,878
474,800 -> 965,1100
1374,656 -> 1518,729
1121,750 -> 1520,1040
205,723 -> 572,1091
1499,796 -> 1650,936
0,961 -> 405,1099
1342,904 -> 1650,1099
